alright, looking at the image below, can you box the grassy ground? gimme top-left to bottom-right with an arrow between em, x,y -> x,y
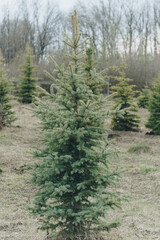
0,102 -> 160,240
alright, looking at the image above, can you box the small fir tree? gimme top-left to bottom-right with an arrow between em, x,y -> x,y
111,63 -> 140,131
30,10 -> 122,240
145,76 -> 160,134
18,46 -> 37,103
137,85 -> 151,108
0,54 -> 15,129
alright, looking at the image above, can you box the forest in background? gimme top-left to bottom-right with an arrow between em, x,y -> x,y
1,0 -> 160,90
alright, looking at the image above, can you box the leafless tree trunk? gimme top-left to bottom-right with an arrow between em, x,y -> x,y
33,0 -> 62,61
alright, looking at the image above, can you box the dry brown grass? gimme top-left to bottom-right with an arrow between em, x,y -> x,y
0,102 -> 160,240
104,108 -> 160,240
0,102 -> 45,240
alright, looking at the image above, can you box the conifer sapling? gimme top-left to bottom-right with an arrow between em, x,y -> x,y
137,85 -> 151,108
0,53 -> 16,129
30,10 -> 122,240
145,76 -> 160,135
84,46 -> 105,95
111,63 -> 140,131
18,46 -> 37,103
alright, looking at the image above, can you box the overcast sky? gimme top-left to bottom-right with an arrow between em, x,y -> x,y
0,0 -> 100,13
0,0 -> 147,18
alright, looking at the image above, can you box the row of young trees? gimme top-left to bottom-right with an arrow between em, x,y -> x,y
25,11 -> 160,239
1,44 -> 160,135
1,10 -> 123,240
1,9 -> 160,240
0,45 -> 37,128
1,46 -> 160,136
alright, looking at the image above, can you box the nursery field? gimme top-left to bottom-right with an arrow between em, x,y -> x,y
0,101 -> 160,240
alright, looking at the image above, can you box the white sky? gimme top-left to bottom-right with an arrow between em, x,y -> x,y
0,0 -> 146,17
0,0 -> 99,13
55,0 -> 100,12
55,0 -> 78,11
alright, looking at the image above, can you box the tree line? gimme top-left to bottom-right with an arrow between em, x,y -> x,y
1,0 -> 160,88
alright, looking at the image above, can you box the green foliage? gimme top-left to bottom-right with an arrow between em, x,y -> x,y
137,85 -> 151,108
18,46 -> 37,103
84,47 -> 105,95
111,63 -> 140,131
128,143 -> 150,154
145,76 -> 160,134
0,54 -> 16,129
30,10 -> 122,240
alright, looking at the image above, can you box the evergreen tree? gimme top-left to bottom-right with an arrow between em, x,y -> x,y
111,63 -> 140,131
137,85 -> 151,108
30,10 -> 122,240
145,76 -> 160,134
84,46 -> 104,95
18,46 -> 37,103
0,54 -> 15,129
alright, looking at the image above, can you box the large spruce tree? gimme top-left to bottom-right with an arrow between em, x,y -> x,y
0,53 -> 15,129
18,46 -> 37,103
111,63 -> 140,131
31,11 -> 121,240
145,76 -> 160,134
